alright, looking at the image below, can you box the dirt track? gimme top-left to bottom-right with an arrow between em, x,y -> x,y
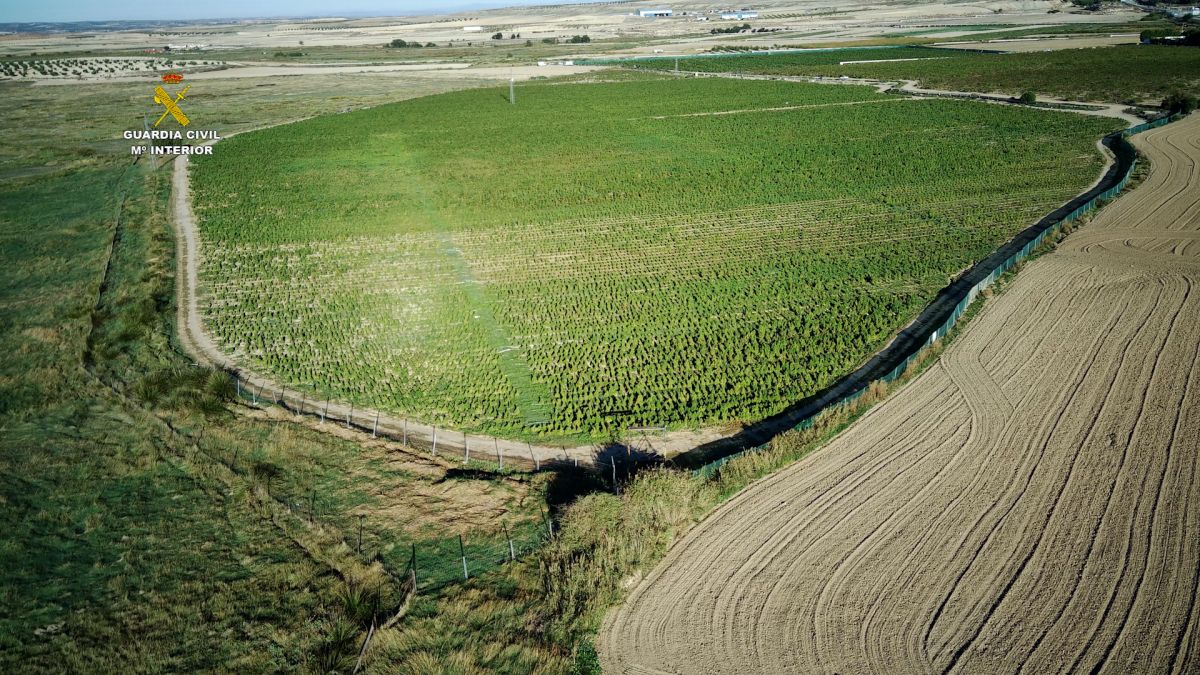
599,114 -> 1200,674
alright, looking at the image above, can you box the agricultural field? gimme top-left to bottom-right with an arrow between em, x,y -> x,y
600,110 -> 1200,675
191,76 -> 1120,440
624,45 -> 955,69
0,57 -> 221,80
637,44 -> 1200,103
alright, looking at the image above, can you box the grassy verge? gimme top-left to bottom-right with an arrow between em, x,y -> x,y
0,71 -> 550,672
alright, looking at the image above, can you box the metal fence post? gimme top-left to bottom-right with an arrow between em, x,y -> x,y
410,543 -> 417,585
459,534 -> 469,580
502,522 -> 516,561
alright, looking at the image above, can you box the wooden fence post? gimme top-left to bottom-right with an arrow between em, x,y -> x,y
495,437 -> 502,471
372,412 -> 379,439
431,427 -> 438,456
346,404 -> 353,429
352,621 -> 376,675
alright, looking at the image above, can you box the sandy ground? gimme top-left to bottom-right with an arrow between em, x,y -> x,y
599,112 -> 1200,673
25,61 -> 599,85
0,0 -> 1142,57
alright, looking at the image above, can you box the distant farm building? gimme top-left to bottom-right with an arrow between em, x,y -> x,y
462,26 -> 484,32
638,9 -> 673,18
719,11 -> 759,20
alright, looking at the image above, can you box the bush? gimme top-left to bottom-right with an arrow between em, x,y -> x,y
571,638 -> 602,675
1163,90 -> 1198,114
1019,91 -> 1037,104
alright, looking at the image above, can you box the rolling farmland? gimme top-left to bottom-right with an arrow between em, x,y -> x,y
637,45 -> 1200,103
191,77 -> 1120,439
599,113 -> 1200,675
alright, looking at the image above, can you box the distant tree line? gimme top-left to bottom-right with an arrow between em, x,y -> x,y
387,39 -> 437,48
1140,28 -> 1200,45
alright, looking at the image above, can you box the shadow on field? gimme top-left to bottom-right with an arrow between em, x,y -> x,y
543,442 -> 665,513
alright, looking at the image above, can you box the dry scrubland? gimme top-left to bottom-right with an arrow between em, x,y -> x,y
600,114 -> 1200,674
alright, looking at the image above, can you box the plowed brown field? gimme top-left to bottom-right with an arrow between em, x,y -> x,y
599,114 -> 1200,675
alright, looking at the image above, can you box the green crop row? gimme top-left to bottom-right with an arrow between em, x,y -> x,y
191,78 -> 1119,440
635,44 -> 1200,103
622,45 -> 954,72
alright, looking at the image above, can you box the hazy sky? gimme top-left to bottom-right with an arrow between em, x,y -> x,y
1,0 -> 608,23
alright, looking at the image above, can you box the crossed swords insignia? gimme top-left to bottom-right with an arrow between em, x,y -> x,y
153,84 -> 190,127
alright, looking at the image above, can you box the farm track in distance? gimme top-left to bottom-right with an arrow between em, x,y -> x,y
599,113 -> 1200,673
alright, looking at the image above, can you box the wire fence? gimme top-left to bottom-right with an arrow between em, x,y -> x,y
223,375 -> 592,473
695,113 -> 1185,479
390,519 -> 553,594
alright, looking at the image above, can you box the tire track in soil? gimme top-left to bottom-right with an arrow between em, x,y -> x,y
599,114 -> 1200,675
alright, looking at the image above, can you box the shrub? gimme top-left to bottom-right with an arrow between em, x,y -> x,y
1163,90 -> 1198,114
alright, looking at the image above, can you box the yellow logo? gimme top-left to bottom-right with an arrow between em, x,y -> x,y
153,83 -> 191,128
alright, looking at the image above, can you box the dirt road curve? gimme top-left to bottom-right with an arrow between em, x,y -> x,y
599,114 -> 1200,674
